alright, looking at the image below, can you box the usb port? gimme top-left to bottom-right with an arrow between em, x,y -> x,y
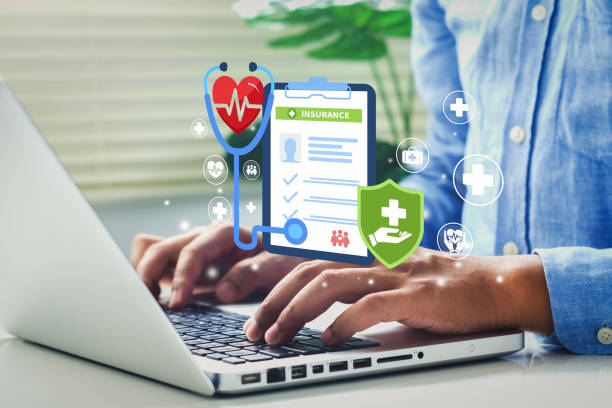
266,367 -> 285,383
291,365 -> 307,379
241,373 -> 261,384
312,364 -> 324,374
329,361 -> 348,372
353,358 -> 372,369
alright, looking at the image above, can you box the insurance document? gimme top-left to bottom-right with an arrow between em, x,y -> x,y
268,86 -> 372,261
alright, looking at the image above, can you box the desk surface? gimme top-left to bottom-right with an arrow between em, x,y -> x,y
1,303 -> 611,408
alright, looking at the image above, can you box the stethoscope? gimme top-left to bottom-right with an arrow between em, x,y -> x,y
203,62 -> 308,250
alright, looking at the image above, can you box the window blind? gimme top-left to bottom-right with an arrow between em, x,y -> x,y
0,0 -> 425,203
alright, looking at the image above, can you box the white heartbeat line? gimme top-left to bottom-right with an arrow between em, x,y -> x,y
214,86 -> 262,121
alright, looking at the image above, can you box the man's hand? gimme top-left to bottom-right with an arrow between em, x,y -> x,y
243,248 -> 554,345
130,221 -> 305,308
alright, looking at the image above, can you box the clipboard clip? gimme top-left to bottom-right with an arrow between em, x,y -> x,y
285,77 -> 352,100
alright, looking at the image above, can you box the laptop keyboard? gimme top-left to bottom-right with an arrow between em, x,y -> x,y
163,304 -> 379,365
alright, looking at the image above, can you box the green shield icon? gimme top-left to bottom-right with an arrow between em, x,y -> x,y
358,180 -> 424,269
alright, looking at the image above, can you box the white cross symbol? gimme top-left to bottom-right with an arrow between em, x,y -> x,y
212,201 -> 228,219
450,97 -> 469,117
246,201 -> 256,213
193,121 -> 206,136
462,164 -> 494,196
288,109 -> 296,118
381,199 -> 406,227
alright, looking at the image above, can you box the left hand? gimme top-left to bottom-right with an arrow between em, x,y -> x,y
243,247 -> 554,345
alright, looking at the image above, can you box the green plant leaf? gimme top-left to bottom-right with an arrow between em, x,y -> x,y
307,33 -> 387,60
370,10 -> 411,37
268,21 -> 338,47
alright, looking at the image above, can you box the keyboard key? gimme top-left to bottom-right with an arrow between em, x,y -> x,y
242,353 -> 273,362
199,333 -> 227,341
259,347 -> 299,359
282,343 -> 326,355
192,349 -> 212,356
222,357 -> 245,364
291,334 -> 310,341
229,341 -> 257,347
296,338 -> 351,351
180,335 -> 196,341
227,350 -> 255,357
206,353 -> 228,361
214,337 -> 239,344
209,346 -> 240,353
184,339 -> 209,346
344,339 -> 380,348
220,329 -> 245,336
202,342 -> 223,348
245,345 -> 267,352
300,328 -> 324,336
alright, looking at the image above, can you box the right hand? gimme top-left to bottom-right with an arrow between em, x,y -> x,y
130,221 -> 306,309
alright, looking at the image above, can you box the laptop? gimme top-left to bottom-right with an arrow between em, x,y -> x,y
0,79 -> 524,396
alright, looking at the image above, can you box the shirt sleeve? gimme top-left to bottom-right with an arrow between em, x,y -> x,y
401,0 -> 466,249
534,247 -> 612,355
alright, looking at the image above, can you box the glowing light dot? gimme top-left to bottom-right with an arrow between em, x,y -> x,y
440,173 -> 447,180
322,282 -> 328,288
217,188 -> 223,193
179,220 -> 190,231
388,157 -> 393,163
357,276 -> 361,280
164,199 -> 170,206
251,263 -> 259,271
206,266 -> 219,280
455,262 -> 462,268
496,276 -> 504,283
250,126 -> 255,131
437,278 -> 445,286
368,278 -> 374,285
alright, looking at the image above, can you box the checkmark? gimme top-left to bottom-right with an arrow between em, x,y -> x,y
283,191 -> 298,203
283,209 -> 298,220
283,173 -> 298,186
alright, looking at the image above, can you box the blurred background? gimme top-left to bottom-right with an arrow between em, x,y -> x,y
0,0 -> 426,254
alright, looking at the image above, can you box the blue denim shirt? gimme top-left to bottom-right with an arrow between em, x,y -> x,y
402,0 -> 612,354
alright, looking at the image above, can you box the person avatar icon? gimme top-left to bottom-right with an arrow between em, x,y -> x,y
282,137 -> 300,163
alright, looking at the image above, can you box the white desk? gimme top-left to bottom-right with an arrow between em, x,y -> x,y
1,306 -> 611,408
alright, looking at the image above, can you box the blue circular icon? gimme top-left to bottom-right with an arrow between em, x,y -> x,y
284,218 -> 307,245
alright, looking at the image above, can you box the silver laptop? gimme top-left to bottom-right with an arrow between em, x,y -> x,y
0,79 -> 523,396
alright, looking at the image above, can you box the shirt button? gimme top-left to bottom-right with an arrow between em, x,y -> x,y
531,4 -> 547,21
597,326 -> 612,345
509,126 -> 526,144
503,241 -> 520,255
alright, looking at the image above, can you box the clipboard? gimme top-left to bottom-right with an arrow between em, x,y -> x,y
263,77 -> 376,265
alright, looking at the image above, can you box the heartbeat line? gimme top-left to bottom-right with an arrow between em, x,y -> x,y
214,87 -> 262,121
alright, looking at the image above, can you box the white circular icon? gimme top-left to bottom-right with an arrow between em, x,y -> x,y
396,138 -> 430,173
191,118 -> 209,139
242,160 -> 261,181
436,222 -> 473,259
208,196 -> 232,222
202,155 -> 228,185
452,154 -> 504,206
443,90 -> 477,125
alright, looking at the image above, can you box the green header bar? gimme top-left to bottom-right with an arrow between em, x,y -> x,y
276,107 -> 362,123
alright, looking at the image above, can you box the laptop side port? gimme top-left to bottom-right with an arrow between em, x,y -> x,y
266,367 -> 286,383
241,373 -> 261,384
353,358 -> 372,369
377,354 -> 413,363
291,365 -> 307,379
312,364 -> 324,374
329,361 -> 348,372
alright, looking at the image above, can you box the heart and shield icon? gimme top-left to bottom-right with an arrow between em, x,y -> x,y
212,76 -> 264,134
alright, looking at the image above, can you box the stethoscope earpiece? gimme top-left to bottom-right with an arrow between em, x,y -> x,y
248,62 -> 257,72
219,61 -> 228,72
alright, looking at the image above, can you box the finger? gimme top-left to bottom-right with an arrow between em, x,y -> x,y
130,233 -> 162,268
170,224 -> 258,308
216,252 -> 291,304
246,260 -> 359,341
264,268 -> 401,345
322,289 -> 411,344
136,229 -> 202,296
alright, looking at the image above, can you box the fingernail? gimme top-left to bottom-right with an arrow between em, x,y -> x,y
243,317 -> 253,332
265,323 -> 280,344
246,319 -> 261,341
169,289 -> 179,308
216,281 -> 238,302
322,327 -> 335,344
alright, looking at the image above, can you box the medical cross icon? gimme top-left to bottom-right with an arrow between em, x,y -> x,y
192,120 -> 206,137
450,98 -> 469,118
462,164 -> 494,196
381,199 -> 406,227
212,201 -> 228,219
246,201 -> 256,213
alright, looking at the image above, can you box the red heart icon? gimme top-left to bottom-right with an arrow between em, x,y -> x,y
212,75 -> 264,134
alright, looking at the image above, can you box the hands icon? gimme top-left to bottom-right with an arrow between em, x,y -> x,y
443,228 -> 464,253
368,227 -> 412,247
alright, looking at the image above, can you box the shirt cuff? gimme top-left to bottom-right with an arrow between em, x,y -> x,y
534,247 -> 612,355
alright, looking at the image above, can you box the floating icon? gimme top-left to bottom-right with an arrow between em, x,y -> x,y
202,155 -> 228,185
208,196 -> 232,222
246,201 -> 257,213
243,160 -> 261,180
396,138 -> 429,173
443,90 -> 477,125
331,229 -> 350,248
212,76 -> 263,134
280,133 -> 301,163
453,154 -> 504,206
191,118 -> 208,139
436,222 -> 473,259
